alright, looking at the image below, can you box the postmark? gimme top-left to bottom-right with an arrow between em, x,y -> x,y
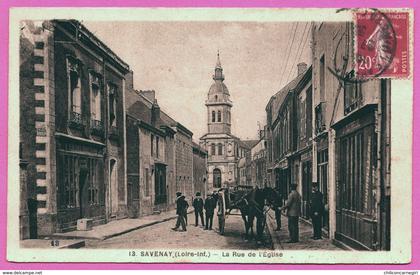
355,10 -> 410,79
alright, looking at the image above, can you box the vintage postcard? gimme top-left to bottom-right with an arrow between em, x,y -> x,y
7,7 -> 413,264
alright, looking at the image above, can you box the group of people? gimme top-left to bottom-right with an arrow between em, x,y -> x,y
273,182 -> 325,243
171,191 -> 219,232
171,182 -> 326,244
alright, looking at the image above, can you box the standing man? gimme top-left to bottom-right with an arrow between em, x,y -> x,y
272,187 -> 283,231
281,184 -> 301,243
310,182 -> 324,240
204,193 -> 216,230
193,192 -> 204,227
172,192 -> 187,232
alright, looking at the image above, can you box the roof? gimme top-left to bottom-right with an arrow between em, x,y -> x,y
239,139 -> 259,150
208,81 -> 230,96
53,20 -> 129,72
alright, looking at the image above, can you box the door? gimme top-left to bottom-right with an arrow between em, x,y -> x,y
109,159 -> 118,218
154,164 -> 167,205
213,168 -> 221,188
78,168 -> 88,218
301,161 -> 312,219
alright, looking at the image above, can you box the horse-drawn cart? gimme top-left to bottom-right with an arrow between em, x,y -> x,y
216,185 -> 254,235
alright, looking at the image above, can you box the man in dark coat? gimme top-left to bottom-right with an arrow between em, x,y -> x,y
310,182 -> 324,240
272,188 -> 283,231
193,192 -> 204,226
204,193 -> 216,230
172,192 -> 187,232
281,183 -> 301,243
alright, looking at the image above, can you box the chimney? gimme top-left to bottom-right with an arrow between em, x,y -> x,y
151,99 -> 160,126
297,62 -> 307,76
140,90 -> 155,102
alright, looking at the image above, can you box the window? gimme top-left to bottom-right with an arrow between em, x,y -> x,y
299,95 -> 306,139
212,111 -> 216,122
215,95 -> 218,101
211,143 -> 216,155
338,126 -> 375,216
68,57 -> 81,115
217,110 -> 222,122
218,143 -> 223,155
58,155 -> 79,209
156,136 -> 159,158
145,168 -> 150,196
227,110 -> 231,123
108,83 -> 117,127
151,135 -> 154,157
344,80 -> 362,115
319,55 -> 325,102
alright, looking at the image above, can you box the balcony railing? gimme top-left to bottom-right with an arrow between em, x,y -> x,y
90,119 -> 104,136
68,111 -> 84,129
315,102 -> 326,135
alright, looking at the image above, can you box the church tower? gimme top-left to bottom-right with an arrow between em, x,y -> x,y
200,52 -> 239,191
205,51 -> 233,134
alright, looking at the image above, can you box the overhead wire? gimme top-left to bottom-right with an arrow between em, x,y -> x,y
284,22 -> 311,84
278,22 -> 298,88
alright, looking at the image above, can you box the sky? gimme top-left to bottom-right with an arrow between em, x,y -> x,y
83,21 -> 311,141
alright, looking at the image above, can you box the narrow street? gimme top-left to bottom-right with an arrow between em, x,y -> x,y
84,211 -> 273,250
85,214 -> 272,250
82,210 -> 341,251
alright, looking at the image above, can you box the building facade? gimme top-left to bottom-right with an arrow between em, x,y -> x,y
126,88 -> 179,216
312,22 -> 391,250
20,20 -> 129,236
250,137 -> 268,188
192,142 -> 208,197
289,64 -> 313,219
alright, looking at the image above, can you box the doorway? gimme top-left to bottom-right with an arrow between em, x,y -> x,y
213,168 -> 221,188
109,159 -> 118,218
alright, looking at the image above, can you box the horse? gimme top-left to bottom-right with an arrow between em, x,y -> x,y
232,186 -> 279,244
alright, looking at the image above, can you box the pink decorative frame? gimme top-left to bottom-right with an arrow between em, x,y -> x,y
0,0 -> 418,270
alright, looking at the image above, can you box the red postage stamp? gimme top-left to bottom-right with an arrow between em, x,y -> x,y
355,10 -> 410,78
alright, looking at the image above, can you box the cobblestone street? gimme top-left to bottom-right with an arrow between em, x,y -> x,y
84,211 -> 273,250
266,212 -> 342,250
83,210 -> 341,251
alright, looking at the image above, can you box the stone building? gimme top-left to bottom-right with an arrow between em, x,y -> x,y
312,22 -> 391,250
174,123 -> 194,202
19,20 -> 129,236
126,89 -> 177,216
250,136 -> 268,188
192,142 -> 208,197
288,64 -> 313,219
266,66 -> 307,202
200,53 -> 249,190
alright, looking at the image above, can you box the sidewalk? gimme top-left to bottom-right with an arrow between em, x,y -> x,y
266,211 -> 342,250
52,209 -> 191,241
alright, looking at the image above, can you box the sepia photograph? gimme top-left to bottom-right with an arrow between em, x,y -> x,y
8,8 -> 413,263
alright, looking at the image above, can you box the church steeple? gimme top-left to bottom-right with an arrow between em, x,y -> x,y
213,50 -> 225,81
